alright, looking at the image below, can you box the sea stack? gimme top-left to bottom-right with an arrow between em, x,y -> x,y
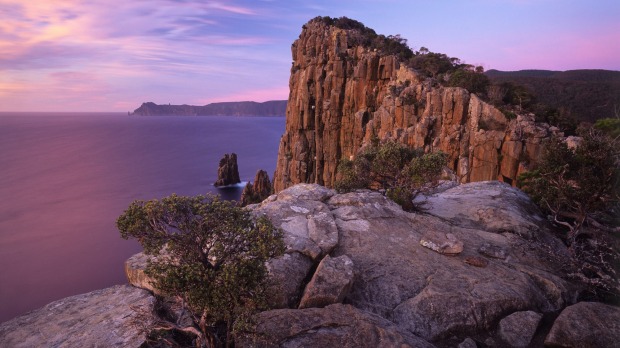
240,170 -> 272,206
214,153 -> 241,187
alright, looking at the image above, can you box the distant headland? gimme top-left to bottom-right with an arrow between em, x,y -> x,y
131,100 -> 287,116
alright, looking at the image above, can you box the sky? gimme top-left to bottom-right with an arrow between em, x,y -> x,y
1,0 -> 619,112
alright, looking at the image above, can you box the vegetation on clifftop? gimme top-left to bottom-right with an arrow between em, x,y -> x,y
519,129 -> 620,300
335,141 -> 447,211
117,194 -> 285,348
312,16 -> 617,134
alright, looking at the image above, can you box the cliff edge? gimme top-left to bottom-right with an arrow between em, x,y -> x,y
273,17 -> 563,192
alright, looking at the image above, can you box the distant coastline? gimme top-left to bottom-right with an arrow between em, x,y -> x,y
131,100 -> 287,116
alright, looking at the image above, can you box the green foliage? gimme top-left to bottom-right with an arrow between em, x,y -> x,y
448,69 -> 490,96
117,194 -> 285,347
335,141 -> 447,211
311,16 -> 413,61
594,117 -> 620,138
518,130 -> 620,244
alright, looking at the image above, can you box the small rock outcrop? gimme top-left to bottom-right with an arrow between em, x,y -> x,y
299,254 -> 354,309
419,232 -> 464,255
0,285 -> 154,347
273,18 -> 564,192
214,153 -> 241,187
544,302 -> 620,348
240,169 -> 272,206
498,310 -> 543,347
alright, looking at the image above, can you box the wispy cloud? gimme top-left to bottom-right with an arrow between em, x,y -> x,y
0,0 -> 618,111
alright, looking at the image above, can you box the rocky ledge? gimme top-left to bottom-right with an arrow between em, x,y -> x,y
5,182 -> 618,347
0,285 -> 154,347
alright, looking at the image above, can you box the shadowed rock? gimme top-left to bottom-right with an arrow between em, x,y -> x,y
498,310 -> 543,347
236,304 -> 435,348
214,153 -> 240,187
545,302 -> 620,348
299,255 -> 354,309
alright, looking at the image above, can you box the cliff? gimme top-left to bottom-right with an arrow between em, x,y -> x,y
133,100 -> 287,116
273,18 -> 563,192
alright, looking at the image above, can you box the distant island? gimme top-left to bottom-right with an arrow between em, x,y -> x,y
132,100 -> 287,116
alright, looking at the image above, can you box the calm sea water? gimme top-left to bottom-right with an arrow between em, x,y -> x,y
0,113 -> 285,323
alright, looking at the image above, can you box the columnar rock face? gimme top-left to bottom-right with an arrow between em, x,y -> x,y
273,18 -> 563,192
240,169 -> 272,206
214,153 -> 241,187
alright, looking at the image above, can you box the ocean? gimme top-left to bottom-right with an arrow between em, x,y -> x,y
0,113 -> 285,323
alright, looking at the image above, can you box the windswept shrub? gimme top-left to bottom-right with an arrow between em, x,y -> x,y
518,129 -> 620,300
117,194 -> 285,347
335,141 -> 447,211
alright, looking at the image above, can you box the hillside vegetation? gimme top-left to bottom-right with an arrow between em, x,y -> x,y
486,69 -> 620,124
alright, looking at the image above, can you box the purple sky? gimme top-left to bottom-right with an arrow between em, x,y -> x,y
1,0 -> 619,112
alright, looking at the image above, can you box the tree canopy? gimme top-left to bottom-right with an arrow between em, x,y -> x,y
518,130 -> 619,243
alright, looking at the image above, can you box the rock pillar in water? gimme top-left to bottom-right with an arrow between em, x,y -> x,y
240,169 -> 272,206
214,153 -> 241,187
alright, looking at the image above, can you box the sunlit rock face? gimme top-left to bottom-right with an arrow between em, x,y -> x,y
273,18 -> 563,192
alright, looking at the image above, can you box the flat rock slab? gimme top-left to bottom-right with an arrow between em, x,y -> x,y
237,304 -> 435,348
422,181 -> 546,238
0,285 -> 154,348
545,301 -> 620,348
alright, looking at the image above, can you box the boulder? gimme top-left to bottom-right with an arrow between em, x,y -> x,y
214,153 -> 240,187
236,304 -> 435,348
299,255 -> 355,309
0,285 -> 154,348
266,252 -> 314,309
240,169 -> 272,206
422,181 -> 550,238
498,310 -> 543,347
545,302 -> 620,348
125,252 -> 160,295
253,184 -> 339,261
